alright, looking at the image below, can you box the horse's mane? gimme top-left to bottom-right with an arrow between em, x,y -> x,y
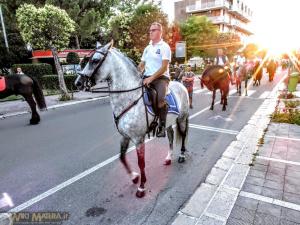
112,48 -> 138,68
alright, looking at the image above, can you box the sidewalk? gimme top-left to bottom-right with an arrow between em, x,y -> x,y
172,76 -> 300,225
0,83 -> 109,118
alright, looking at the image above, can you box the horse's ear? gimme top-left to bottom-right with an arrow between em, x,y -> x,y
109,40 -> 114,49
102,40 -> 114,52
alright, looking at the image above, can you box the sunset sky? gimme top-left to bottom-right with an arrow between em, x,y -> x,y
162,0 -> 300,54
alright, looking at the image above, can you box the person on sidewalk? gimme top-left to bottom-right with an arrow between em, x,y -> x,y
182,65 -> 195,109
138,22 -> 171,138
16,67 -> 24,75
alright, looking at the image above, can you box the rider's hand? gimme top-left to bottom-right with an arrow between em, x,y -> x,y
143,76 -> 153,87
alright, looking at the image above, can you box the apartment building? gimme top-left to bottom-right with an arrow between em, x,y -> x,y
174,0 -> 253,42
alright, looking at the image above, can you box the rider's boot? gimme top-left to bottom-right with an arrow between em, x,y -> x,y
157,105 -> 168,138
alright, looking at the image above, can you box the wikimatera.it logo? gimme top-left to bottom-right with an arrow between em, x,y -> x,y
8,211 -> 70,224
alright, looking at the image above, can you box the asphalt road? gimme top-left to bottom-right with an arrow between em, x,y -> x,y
0,70 -> 284,225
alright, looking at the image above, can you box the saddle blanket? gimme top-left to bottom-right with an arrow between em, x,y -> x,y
0,76 -> 6,92
144,90 -> 180,116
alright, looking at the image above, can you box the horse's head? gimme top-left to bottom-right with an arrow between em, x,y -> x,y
75,41 -> 113,90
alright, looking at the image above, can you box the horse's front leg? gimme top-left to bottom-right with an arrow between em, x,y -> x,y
165,126 -> 174,165
136,140 -> 146,198
245,78 -> 248,96
210,89 -> 216,110
120,137 -> 139,184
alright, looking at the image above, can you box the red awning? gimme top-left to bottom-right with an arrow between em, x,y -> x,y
31,49 -> 94,59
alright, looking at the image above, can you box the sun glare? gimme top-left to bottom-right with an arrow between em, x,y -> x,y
250,0 -> 300,56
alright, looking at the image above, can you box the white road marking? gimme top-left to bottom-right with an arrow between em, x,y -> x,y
228,89 -> 237,96
189,124 -> 238,135
6,101 -> 221,212
259,91 -> 271,99
257,156 -> 300,166
194,89 -> 207,94
240,191 -> 300,212
245,90 -> 256,96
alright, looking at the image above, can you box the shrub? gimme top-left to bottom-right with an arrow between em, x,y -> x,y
41,74 -> 77,91
66,52 -> 80,64
11,63 -> 53,80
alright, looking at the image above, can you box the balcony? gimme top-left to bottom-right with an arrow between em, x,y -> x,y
207,15 -> 230,24
229,19 -> 253,35
228,4 -> 252,22
186,0 -> 230,13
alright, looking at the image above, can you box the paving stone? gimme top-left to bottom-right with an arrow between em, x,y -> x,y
286,169 -> 300,179
252,164 -> 268,173
271,152 -> 287,160
285,183 -> 300,195
245,176 -> 265,186
281,208 -> 300,224
286,153 -> 300,163
249,169 -> 266,179
229,205 -> 255,224
206,186 -> 238,218
262,186 -> 283,200
197,215 -> 224,225
226,217 -> 250,225
280,219 -> 300,225
215,157 -> 234,171
283,192 -> 300,206
223,145 -> 241,160
265,172 -> 284,183
181,183 -> 217,218
269,161 -> 287,169
268,166 -> 286,177
264,179 -> 284,191
287,165 -> 300,173
171,214 -> 197,225
205,167 -> 227,186
255,158 -> 269,166
223,164 -> 249,189
257,201 -> 282,217
254,212 -> 280,225
242,183 -> 263,195
235,195 -> 259,211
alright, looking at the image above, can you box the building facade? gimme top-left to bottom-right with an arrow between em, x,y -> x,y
174,0 -> 253,42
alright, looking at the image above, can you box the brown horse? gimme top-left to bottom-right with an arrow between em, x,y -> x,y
0,75 -> 46,124
200,65 -> 230,111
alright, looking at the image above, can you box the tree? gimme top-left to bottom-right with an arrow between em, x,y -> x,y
214,32 -> 242,59
243,43 -> 259,59
107,3 -> 169,63
16,4 -> 75,99
180,16 -> 218,58
66,52 -> 80,64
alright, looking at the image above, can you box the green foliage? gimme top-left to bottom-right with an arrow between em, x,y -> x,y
180,16 -> 218,58
16,4 -> 75,50
243,43 -> 259,59
107,3 -> 169,63
11,63 -> 52,78
271,111 -> 300,125
66,52 -> 80,64
41,74 -> 77,90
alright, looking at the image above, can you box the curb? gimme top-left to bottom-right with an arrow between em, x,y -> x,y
0,96 -> 109,120
171,74 -> 287,225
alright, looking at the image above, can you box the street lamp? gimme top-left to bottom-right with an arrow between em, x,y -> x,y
0,4 -> 9,51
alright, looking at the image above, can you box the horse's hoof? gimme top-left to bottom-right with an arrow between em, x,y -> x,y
131,172 -> 139,184
164,159 -> 171,165
210,107 -> 213,110
136,188 -> 146,198
178,156 -> 185,163
222,108 -> 226,111
30,120 -> 39,125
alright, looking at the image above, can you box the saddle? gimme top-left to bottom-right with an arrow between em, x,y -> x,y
0,76 -> 6,92
143,87 -> 179,116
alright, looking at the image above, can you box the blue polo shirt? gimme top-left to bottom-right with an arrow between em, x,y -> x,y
141,39 -> 171,78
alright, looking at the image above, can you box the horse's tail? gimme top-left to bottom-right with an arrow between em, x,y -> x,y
176,115 -> 189,145
31,76 -> 47,110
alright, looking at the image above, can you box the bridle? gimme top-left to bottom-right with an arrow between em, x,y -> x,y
79,48 -> 147,132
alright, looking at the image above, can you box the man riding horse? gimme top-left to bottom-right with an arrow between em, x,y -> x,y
138,22 -> 171,138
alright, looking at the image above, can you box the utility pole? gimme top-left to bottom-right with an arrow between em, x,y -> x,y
0,4 -> 9,51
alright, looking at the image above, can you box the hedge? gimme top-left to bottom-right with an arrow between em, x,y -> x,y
12,63 -> 53,80
41,74 -> 77,91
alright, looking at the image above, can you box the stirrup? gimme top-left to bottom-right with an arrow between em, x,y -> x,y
156,126 -> 166,137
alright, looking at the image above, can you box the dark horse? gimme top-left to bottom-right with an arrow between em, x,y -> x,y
236,62 -> 254,96
0,75 -> 46,124
253,61 -> 263,86
200,65 -> 230,111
